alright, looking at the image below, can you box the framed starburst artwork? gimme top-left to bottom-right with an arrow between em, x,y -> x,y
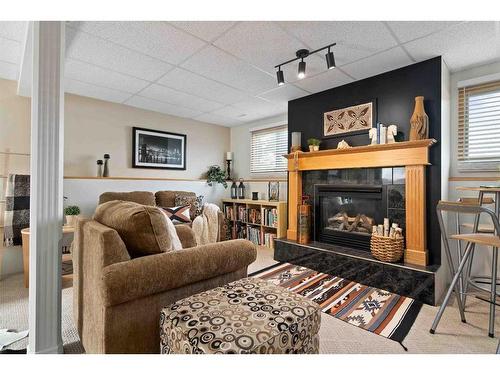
323,101 -> 374,137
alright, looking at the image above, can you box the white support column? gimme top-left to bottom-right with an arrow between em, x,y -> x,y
28,21 -> 65,354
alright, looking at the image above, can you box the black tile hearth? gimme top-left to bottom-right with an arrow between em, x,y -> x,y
274,238 -> 438,305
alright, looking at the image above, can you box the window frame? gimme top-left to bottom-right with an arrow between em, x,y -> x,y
249,124 -> 288,178
457,76 -> 500,173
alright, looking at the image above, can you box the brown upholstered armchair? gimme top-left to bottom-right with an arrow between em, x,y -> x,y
72,192 -> 256,354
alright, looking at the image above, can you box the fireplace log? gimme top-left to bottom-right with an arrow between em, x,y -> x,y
328,212 -> 375,233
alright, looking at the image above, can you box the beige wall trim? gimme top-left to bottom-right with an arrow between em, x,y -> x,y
449,176 -> 500,182
64,176 -> 206,182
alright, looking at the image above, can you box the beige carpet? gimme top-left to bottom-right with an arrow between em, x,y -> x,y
1,246 -> 498,354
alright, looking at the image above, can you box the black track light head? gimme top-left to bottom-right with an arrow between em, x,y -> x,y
298,59 -> 306,79
326,48 -> 336,70
276,67 -> 284,86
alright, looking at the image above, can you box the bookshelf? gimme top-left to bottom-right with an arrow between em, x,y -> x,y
222,199 -> 287,249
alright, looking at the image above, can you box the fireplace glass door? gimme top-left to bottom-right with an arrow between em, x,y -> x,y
314,184 -> 385,251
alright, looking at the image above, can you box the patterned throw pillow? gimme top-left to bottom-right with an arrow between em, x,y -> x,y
174,194 -> 204,220
160,205 -> 191,224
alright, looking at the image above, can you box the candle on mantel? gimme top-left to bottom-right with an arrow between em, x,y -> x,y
226,152 -> 233,161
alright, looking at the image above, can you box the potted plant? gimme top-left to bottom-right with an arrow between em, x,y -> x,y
307,138 -> 321,152
206,165 -> 228,188
64,205 -> 80,227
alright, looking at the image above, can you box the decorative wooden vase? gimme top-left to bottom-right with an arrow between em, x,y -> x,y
409,96 -> 429,141
297,203 -> 311,244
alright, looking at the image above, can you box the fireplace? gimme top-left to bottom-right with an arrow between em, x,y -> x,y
314,184 -> 386,252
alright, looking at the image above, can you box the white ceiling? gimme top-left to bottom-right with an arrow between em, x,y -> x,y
0,21 -> 499,127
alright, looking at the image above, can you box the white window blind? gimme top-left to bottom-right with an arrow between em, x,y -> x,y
458,80 -> 500,171
250,125 -> 288,174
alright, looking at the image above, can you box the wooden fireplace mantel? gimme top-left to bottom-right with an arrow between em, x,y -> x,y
286,139 -> 437,266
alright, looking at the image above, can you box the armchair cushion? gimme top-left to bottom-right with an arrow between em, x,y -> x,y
93,200 -> 172,257
174,224 -> 197,249
99,191 -> 155,206
101,239 -> 257,307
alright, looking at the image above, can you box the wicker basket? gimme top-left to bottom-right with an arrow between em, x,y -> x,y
370,234 -> 404,262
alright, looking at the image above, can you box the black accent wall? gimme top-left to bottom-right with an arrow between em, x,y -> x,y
288,57 -> 442,265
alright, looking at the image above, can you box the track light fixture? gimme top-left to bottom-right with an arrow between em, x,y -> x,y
326,47 -> 336,70
275,43 -> 336,85
298,59 -> 306,79
276,66 -> 284,86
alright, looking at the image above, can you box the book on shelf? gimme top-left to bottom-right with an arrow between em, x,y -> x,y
264,232 -> 276,247
262,207 -> 278,227
224,205 -> 235,221
237,205 -> 247,222
247,208 -> 261,224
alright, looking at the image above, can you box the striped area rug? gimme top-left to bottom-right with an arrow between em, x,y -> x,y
251,263 -> 422,346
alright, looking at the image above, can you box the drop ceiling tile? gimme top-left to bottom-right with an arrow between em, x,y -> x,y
140,84 -> 225,112
181,45 -> 276,94
194,112 -> 245,127
231,97 -> 282,113
386,21 -> 463,43
170,21 -> 236,42
0,60 -> 18,81
65,78 -> 132,103
257,84 -> 309,103
70,21 -> 205,65
124,95 -> 204,118
404,21 -> 500,72
0,37 -> 21,64
66,27 -> 173,81
65,58 -> 150,93
213,21 -> 309,74
294,68 -> 354,93
157,67 -> 249,104
341,47 -> 413,81
0,21 -> 26,42
209,97 -> 284,122
279,21 -> 398,66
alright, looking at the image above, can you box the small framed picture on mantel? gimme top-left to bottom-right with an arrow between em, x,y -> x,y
132,127 -> 186,170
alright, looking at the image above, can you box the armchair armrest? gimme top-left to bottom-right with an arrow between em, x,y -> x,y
101,239 -> 256,307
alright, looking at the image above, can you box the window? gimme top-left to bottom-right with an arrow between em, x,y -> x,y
458,80 -> 500,171
250,125 -> 288,175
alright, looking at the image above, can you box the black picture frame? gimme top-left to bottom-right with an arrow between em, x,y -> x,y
132,127 -> 187,170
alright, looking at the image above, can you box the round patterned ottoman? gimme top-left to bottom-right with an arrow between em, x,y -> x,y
160,277 -> 321,354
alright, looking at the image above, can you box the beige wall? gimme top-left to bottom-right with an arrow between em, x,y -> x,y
0,78 -> 231,275
65,94 -> 230,179
229,114 -> 288,201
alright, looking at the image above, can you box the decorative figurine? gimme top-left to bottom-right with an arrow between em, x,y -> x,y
369,128 -> 378,145
410,96 -> 429,141
337,139 -> 351,149
96,159 -> 103,177
103,154 -> 110,177
387,125 -> 398,143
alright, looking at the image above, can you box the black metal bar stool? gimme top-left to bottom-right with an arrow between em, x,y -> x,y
432,201 -> 499,338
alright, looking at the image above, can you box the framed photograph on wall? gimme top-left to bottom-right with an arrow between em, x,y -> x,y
132,127 -> 186,170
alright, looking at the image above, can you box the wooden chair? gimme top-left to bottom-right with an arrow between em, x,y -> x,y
432,200 -> 499,338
